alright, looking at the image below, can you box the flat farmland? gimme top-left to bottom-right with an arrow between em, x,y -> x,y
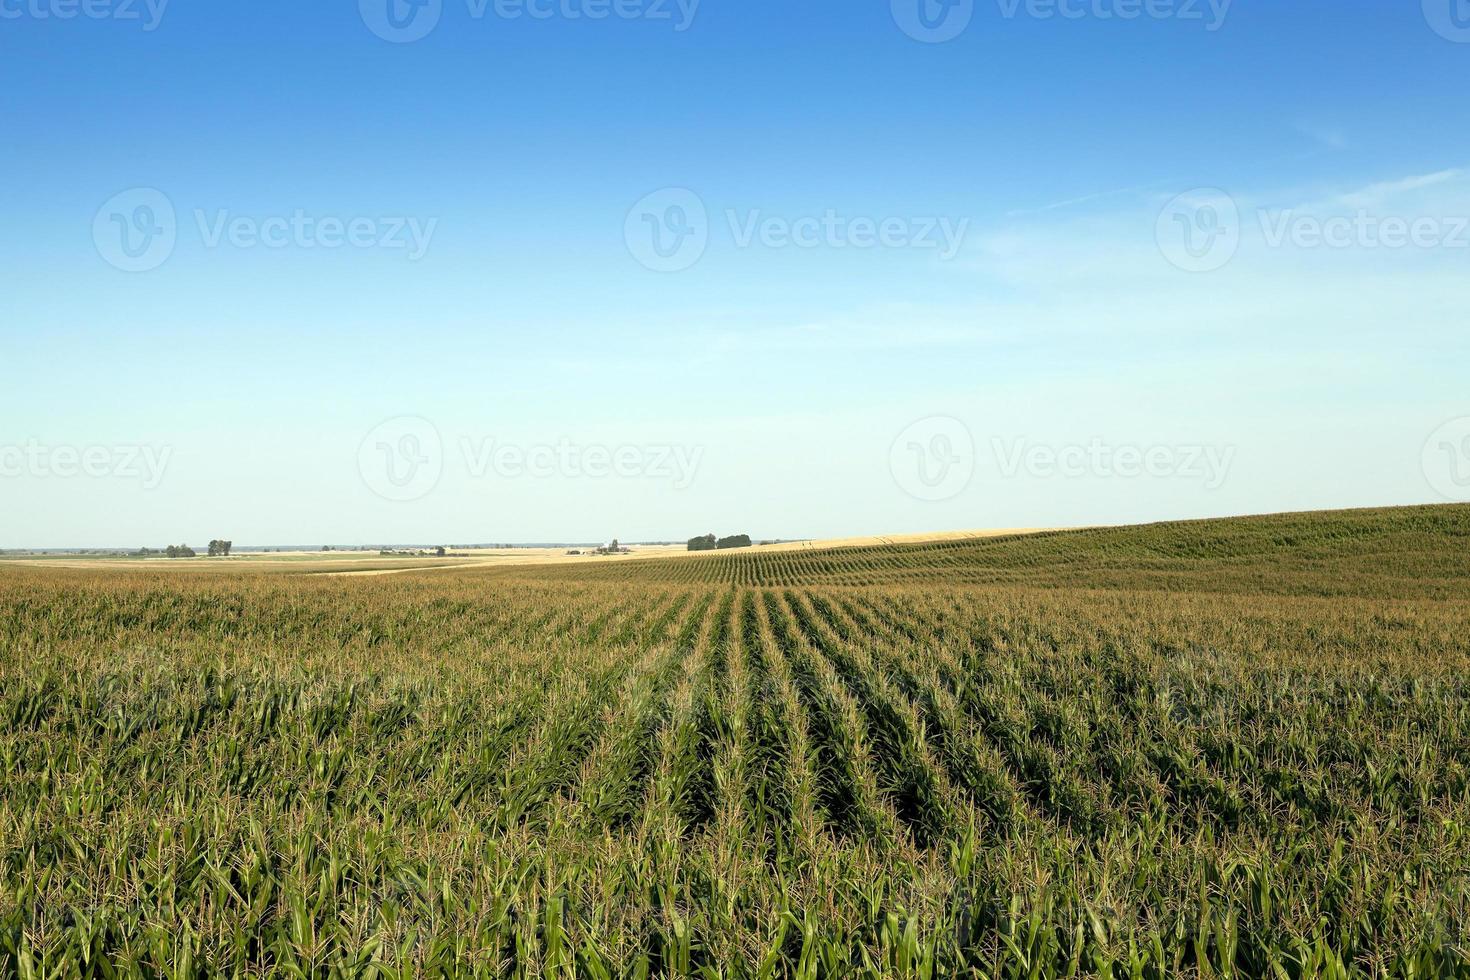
2,505 -> 1468,977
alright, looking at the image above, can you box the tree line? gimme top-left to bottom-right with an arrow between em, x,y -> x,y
132,540 -> 233,559
687,533 -> 752,552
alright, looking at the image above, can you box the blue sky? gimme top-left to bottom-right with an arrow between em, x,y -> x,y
3,0 -> 1468,547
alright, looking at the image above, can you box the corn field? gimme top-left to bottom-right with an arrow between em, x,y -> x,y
2,505 -> 1469,978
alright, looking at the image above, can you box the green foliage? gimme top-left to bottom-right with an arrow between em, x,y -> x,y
2,505 -> 1469,977
689,534 -> 753,552
568,504 -> 1470,597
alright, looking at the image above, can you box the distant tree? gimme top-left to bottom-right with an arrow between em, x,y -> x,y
207,539 -> 233,557
165,544 -> 196,559
688,534 -> 718,552
717,534 -> 752,550
435,546 -> 446,557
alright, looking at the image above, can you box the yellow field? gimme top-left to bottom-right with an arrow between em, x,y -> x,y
0,529 -> 1059,578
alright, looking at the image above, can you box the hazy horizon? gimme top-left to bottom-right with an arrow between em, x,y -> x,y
6,500 -> 1464,553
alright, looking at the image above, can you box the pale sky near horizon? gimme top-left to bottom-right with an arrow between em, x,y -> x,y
3,0 -> 1469,547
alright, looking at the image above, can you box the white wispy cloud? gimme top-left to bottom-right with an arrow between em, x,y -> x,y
1004,184 -> 1151,218
1296,124 -> 1349,152
1333,169 -> 1466,209
654,164 -> 1470,367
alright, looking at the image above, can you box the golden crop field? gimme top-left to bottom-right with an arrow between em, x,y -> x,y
2,505 -> 1469,978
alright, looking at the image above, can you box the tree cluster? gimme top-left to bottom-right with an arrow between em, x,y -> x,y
688,533 -> 753,551
208,540 -> 233,557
